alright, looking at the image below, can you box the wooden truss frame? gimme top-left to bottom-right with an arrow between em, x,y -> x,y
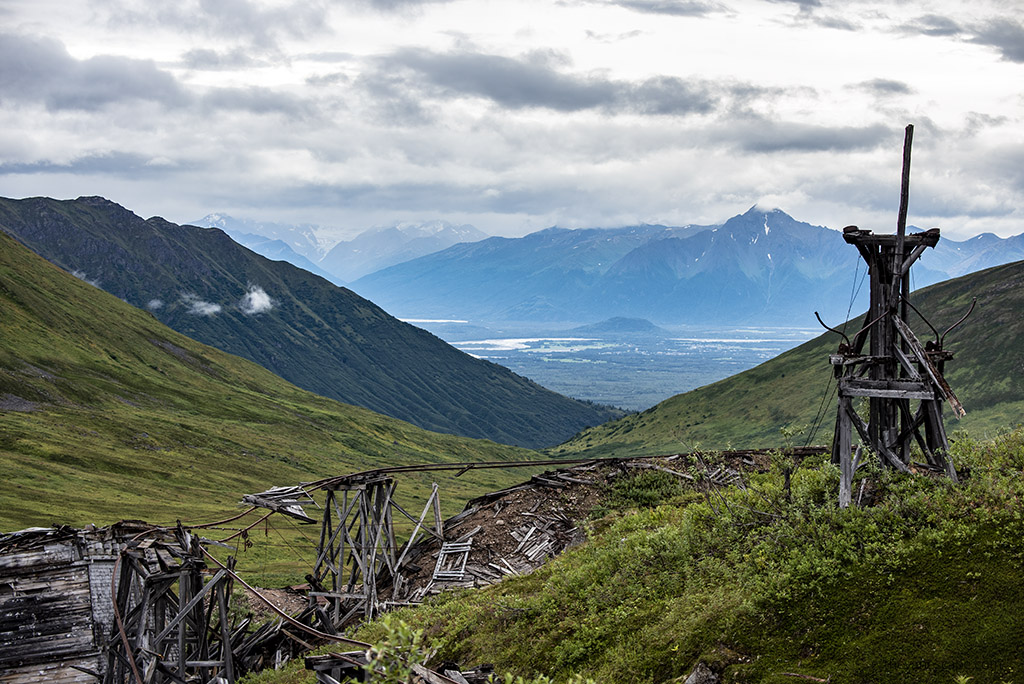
104,526 -> 236,684
308,475 -> 445,631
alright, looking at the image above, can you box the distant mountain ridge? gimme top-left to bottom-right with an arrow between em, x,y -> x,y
195,213 -> 331,261
352,223 -> 703,322
320,220 -> 488,282
1,196 -> 622,448
569,317 -> 668,336
212,227 -> 344,285
193,214 -> 489,283
352,207 -> 1024,326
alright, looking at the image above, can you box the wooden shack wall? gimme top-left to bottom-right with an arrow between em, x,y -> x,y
0,535 -> 109,683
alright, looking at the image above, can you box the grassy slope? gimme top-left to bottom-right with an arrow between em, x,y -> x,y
0,230 -> 534,572
0,196 -> 623,449
552,259 -> 1024,458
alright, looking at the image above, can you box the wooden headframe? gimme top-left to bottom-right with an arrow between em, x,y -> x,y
829,125 -> 964,506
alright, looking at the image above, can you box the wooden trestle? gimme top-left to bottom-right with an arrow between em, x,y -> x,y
308,474 -> 445,632
104,525 -> 236,684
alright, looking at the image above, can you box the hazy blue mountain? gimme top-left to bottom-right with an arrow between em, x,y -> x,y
568,317 -> 669,336
920,231 -> 1024,278
193,213 -> 332,262
0,196 -> 623,448
596,208 -> 859,324
352,223 -> 705,322
319,221 -> 489,282
353,207 -> 1024,326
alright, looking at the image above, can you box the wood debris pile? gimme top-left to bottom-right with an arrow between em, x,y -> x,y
379,450 -> 797,605
380,464 -> 602,604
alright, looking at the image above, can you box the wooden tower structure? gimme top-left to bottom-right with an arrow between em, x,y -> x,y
828,125 -> 965,506
307,474 -> 444,631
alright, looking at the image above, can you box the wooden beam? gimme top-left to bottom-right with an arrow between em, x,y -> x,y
838,378 -> 935,400
893,316 -> 965,417
844,400 -> 910,473
153,568 -> 227,647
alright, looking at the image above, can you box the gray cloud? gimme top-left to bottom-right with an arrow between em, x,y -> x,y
896,15 -> 1024,63
767,0 -> 820,7
306,71 -> 350,87
962,112 -> 1008,136
901,14 -> 963,38
378,48 -> 718,115
0,152 -> 186,177
853,79 -> 914,96
201,86 -> 315,118
585,29 -> 644,43
357,0 -> 454,9
720,119 -> 893,153
0,33 -> 187,111
969,18 -> 1024,63
981,143 -> 1024,193
811,15 -> 857,31
355,70 -> 434,124
182,47 -> 260,70
604,0 -> 725,17
1,32 -> 315,119
301,51 -> 356,63
265,178 -> 592,217
98,0 -> 329,50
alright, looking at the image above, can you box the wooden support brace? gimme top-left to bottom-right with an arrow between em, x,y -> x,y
153,568 -> 228,647
893,316 -> 965,417
844,400 -> 910,473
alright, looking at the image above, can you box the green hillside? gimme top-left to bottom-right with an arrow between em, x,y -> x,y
0,196 -> 622,449
552,259 -> 1024,458
0,229 -> 534,544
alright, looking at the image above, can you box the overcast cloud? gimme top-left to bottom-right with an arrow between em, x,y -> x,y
0,0 -> 1022,241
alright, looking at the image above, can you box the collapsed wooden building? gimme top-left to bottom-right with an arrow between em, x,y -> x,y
0,522 -> 138,683
0,521 -> 311,684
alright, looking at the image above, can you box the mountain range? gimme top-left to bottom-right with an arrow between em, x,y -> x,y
193,213 -> 330,262
0,196 -> 622,448
199,223 -> 343,285
319,220 -> 488,282
352,207 -> 1024,326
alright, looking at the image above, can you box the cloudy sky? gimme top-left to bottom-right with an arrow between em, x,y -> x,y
1,0 -> 1022,241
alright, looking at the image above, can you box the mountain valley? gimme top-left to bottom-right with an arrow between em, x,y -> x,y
0,196 -> 621,449
0,228 -> 534,540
